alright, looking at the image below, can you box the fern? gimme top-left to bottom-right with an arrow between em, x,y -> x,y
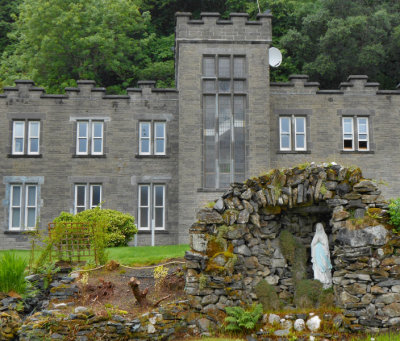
224,304 -> 263,332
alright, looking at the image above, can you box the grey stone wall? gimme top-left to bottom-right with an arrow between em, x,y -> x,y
1,12 -> 400,249
0,81 -> 179,248
185,163 -> 397,332
176,12 -> 272,244
270,75 -> 400,200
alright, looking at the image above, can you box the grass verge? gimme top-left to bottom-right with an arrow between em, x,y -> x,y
0,244 -> 189,266
0,251 -> 28,294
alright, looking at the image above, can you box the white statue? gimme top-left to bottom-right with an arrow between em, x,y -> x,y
311,223 -> 332,289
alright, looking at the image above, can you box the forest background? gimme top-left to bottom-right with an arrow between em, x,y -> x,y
0,0 -> 399,93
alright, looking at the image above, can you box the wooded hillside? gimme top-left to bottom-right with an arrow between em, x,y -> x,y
0,0 -> 399,93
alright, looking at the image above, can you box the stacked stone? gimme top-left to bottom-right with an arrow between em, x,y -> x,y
18,300 -> 201,340
185,162 -> 400,331
334,230 -> 400,333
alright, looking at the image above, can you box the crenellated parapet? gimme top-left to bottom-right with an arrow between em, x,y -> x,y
175,12 -> 272,43
0,80 -> 178,102
271,74 -> 400,95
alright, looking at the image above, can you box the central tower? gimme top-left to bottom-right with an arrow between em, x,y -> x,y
175,12 -> 272,243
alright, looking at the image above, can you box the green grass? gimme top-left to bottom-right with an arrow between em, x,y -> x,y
353,333 -> 400,341
0,244 -> 189,266
0,251 -> 28,294
107,244 -> 189,265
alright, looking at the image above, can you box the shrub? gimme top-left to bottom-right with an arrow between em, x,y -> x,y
294,279 -> 323,308
279,230 -> 307,283
224,304 -> 263,332
254,280 -> 280,311
389,198 -> 400,231
0,251 -> 27,295
54,208 -> 137,247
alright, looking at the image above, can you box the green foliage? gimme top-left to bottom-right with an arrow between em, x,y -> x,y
0,0 -> 166,93
278,0 -> 400,89
254,280 -> 280,311
279,230 -> 307,283
54,208 -> 137,247
224,303 -> 263,332
199,274 -> 208,290
0,251 -> 27,294
389,198 -> 400,231
294,279 -> 323,308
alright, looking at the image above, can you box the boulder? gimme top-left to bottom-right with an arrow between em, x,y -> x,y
196,208 -> 223,224
336,225 -> 388,247
306,316 -> 321,332
294,319 -> 305,331
353,180 -> 377,193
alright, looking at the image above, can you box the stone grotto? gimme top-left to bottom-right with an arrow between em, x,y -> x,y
185,162 -> 400,332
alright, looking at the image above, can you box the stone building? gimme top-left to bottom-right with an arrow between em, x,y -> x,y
0,12 -> 399,249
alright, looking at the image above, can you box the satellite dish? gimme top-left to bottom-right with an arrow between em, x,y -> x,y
269,47 -> 282,68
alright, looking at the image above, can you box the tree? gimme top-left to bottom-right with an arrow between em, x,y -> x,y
0,0 -> 154,93
0,0 -> 20,56
279,0 -> 400,89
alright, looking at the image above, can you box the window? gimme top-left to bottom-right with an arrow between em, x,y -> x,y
12,120 -> 40,155
342,117 -> 369,151
139,122 -> 166,155
203,55 -> 246,188
279,116 -> 306,151
74,184 -> 102,213
76,120 -> 104,155
138,184 -> 165,230
9,184 -> 38,230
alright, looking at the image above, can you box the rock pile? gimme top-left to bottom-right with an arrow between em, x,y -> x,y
185,162 -> 399,332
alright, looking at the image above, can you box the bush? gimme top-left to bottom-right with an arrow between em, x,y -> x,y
0,251 -> 27,295
279,230 -> 307,283
294,279 -> 323,308
389,198 -> 400,231
224,304 -> 263,332
254,280 -> 280,311
54,208 -> 137,247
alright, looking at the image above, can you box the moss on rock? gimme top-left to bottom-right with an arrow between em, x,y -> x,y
254,280 -> 280,311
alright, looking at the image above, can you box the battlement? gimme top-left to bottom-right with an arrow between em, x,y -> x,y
0,80 -> 178,101
175,12 -> 271,43
270,74 -> 400,95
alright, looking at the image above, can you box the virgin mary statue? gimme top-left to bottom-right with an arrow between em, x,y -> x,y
311,223 -> 332,289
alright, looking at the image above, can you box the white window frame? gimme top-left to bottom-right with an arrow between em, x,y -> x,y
153,184 -> 165,230
91,121 -> 104,155
154,122 -> 166,155
342,117 -> 355,151
9,185 -> 22,230
279,117 -> 292,151
77,121 -> 89,155
294,117 -> 306,151
139,122 -> 151,155
357,117 -> 369,151
74,184 -> 87,213
25,185 -> 37,230
90,184 -> 102,209
74,184 -> 102,213
138,184 -> 166,231
12,121 -> 25,155
28,121 -> 40,155
138,184 -> 150,230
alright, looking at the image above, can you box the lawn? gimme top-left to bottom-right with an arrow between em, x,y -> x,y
0,244 -> 189,266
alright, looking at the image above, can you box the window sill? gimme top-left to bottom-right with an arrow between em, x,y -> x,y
276,150 -> 311,154
72,154 -> 106,158
340,150 -> 375,154
135,154 -> 169,159
197,188 -> 228,192
4,230 -> 26,235
137,230 -> 169,234
7,154 -> 43,158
